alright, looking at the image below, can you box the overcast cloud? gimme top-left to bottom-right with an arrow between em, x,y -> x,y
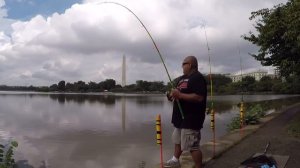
0,0 -> 287,86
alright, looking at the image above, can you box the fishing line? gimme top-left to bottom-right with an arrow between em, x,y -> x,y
93,1 -> 184,119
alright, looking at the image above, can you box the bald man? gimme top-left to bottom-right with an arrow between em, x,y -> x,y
165,56 -> 207,168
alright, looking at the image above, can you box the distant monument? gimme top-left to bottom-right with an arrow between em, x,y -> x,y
122,55 -> 126,87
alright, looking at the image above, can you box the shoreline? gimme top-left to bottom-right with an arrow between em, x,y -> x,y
155,102 -> 300,168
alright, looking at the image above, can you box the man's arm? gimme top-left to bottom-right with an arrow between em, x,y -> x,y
170,89 -> 204,102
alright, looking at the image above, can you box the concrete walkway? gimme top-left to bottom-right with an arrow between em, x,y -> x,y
204,103 -> 300,168
157,103 -> 300,168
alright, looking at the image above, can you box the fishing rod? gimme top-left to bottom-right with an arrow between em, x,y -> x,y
237,44 -> 245,134
203,25 -> 215,130
238,45 -> 244,102
94,1 -> 184,119
203,23 -> 216,157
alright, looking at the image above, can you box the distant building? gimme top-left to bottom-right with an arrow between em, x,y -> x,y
230,70 -> 273,82
274,68 -> 280,78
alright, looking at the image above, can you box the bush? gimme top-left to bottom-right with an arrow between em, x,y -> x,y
0,140 -> 18,168
227,104 -> 265,131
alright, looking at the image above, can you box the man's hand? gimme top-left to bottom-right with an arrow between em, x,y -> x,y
170,89 -> 181,99
166,91 -> 174,101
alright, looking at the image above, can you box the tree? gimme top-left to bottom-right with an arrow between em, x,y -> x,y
58,80 -> 65,92
88,81 -> 98,91
136,80 -> 150,91
243,0 -> 300,78
255,76 -> 273,92
98,79 -> 116,91
149,81 -> 165,92
49,84 -> 58,91
65,82 -> 74,91
104,79 -> 116,90
74,81 -> 88,92
241,76 -> 256,92
205,74 -> 232,93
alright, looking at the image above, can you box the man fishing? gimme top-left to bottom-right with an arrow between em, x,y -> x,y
165,56 -> 207,168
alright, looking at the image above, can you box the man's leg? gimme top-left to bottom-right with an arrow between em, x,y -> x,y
172,128 -> 182,160
174,144 -> 182,159
182,129 -> 202,168
164,128 -> 182,167
191,149 -> 202,168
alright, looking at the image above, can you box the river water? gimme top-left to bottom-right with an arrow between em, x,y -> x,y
0,91 -> 299,168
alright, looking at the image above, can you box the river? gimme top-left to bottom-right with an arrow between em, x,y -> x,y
0,91 -> 299,168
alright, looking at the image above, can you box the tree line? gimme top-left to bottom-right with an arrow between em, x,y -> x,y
207,75 -> 300,94
0,74 -> 299,94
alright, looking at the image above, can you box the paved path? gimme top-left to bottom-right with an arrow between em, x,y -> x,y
204,103 -> 300,168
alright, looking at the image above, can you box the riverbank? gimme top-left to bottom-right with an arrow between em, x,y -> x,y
157,103 -> 300,168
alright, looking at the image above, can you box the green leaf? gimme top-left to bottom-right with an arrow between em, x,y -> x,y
244,0 -> 300,78
11,141 -> 18,148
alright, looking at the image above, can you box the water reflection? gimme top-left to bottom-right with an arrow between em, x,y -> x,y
0,92 -> 299,168
49,94 -> 118,106
122,97 -> 126,132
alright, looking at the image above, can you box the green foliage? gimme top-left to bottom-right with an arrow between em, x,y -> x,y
73,81 -> 88,92
250,104 -> 265,117
241,76 -> 256,92
245,104 -> 265,124
243,0 -> 300,78
227,104 -> 266,131
49,84 -> 58,91
255,76 -> 273,92
57,80 -> 66,92
227,115 -> 241,131
1,73 -> 299,94
135,80 -> 165,92
205,74 -> 232,93
99,79 -> 116,91
0,140 -> 18,168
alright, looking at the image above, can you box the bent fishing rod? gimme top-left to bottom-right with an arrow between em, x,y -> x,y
94,1 -> 184,119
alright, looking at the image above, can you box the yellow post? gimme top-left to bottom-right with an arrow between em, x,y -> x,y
239,101 -> 245,137
240,101 -> 244,128
156,114 -> 163,168
210,108 -> 215,130
156,115 -> 162,145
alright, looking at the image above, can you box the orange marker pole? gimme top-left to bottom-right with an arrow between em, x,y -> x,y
156,114 -> 163,168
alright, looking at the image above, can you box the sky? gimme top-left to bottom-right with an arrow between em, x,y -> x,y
0,0 -> 288,86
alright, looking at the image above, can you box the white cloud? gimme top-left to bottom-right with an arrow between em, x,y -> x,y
0,0 -> 288,86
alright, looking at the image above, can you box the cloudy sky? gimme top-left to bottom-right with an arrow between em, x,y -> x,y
0,0 -> 287,86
